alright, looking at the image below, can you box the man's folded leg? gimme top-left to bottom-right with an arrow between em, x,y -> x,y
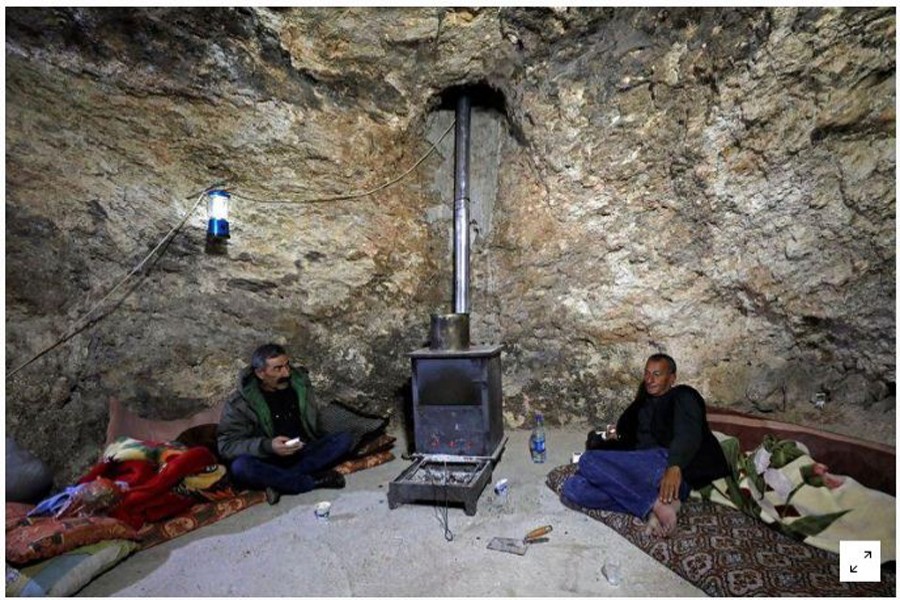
230,454 -> 318,495
284,432 -> 353,490
229,432 -> 354,496
569,448 -> 669,519
293,431 -> 354,475
561,473 -> 625,511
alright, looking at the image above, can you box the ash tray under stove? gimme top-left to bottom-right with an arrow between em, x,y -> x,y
387,439 -> 506,516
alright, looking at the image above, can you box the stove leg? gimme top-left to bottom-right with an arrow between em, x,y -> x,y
464,500 -> 477,516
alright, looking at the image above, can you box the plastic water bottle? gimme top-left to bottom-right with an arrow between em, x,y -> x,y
530,412 -> 547,463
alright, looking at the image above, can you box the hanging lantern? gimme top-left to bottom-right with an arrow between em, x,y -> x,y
206,190 -> 230,239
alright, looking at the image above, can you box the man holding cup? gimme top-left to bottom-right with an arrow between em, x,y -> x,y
564,353 -> 729,537
218,343 -> 354,505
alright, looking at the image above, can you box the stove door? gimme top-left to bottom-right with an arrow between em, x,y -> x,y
411,353 -> 503,456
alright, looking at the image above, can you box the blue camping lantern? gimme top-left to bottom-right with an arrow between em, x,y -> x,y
206,190 -> 230,239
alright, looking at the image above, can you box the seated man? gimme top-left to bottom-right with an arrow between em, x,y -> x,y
562,353 -> 730,537
218,343 -> 354,505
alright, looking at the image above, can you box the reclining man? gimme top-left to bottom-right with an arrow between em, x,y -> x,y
563,353 -> 730,537
218,343 -> 353,505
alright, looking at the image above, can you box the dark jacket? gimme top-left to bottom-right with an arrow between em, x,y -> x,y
615,384 -> 730,489
217,366 -> 321,461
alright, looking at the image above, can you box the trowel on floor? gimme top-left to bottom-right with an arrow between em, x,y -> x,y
487,525 -> 553,555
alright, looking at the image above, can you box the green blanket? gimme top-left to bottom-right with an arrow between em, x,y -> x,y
696,432 -> 895,562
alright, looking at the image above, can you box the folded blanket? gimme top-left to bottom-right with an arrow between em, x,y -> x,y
698,432 -> 895,562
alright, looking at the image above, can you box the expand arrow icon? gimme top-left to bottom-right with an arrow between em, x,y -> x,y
850,565 -> 858,573
864,551 -> 873,559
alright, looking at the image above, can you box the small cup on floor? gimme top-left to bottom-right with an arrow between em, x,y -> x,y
314,501 -> 331,522
603,558 -> 622,586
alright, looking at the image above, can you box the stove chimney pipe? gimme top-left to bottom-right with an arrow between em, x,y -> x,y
453,94 -> 471,315
428,93 -> 473,351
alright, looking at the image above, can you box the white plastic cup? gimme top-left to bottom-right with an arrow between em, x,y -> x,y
314,501 -> 331,522
603,424 -> 617,440
603,558 -> 622,586
494,479 -> 510,506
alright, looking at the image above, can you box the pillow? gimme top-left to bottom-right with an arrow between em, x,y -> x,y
7,540 -> 138,597
106,398 -> 223,447
175,423 -> 220,460
6,438 -> 53,504
317,402 -> 388,450
6,503 -> 33,531
333,450 -> 395,476
6,515 -> 140,566
6,564 -> 44,597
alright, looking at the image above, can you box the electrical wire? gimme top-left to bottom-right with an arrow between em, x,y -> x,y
234,119 -> 455,205
6,185 -> 218,380
7,120 -> 456,379
441,462 -> 455,542
429,461 -> 455,542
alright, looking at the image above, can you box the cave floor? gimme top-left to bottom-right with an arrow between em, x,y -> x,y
78,427 -> 705,597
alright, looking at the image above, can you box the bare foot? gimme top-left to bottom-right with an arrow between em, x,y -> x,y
648,498 -> 681,538
643,512 -> 661,537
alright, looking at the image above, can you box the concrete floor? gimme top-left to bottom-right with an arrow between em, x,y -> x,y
78,427 -> 705,597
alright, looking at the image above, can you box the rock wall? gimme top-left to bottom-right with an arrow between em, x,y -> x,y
5,7 -> 895,484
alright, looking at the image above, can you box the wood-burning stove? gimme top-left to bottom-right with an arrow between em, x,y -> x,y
387,92 -> 505,516
387,342 -> 505,516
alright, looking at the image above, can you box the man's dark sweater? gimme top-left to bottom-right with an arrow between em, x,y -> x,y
262,387 -> 305,441
615,384 -> 730,489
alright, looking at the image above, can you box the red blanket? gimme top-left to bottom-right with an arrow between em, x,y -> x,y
79,442 -> 218,529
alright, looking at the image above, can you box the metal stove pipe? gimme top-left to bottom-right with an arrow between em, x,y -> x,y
453,94 -> 471,315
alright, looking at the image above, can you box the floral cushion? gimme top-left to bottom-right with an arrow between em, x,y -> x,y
5,511 -> 139,566
6,503 -> 33,530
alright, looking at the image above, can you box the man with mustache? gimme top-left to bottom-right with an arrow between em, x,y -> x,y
563,353 -> 730,537
218,343 -> 353,505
